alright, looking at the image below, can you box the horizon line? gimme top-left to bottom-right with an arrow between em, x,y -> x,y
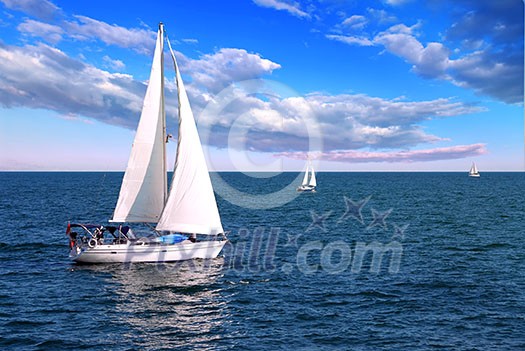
1,169 -> 523,173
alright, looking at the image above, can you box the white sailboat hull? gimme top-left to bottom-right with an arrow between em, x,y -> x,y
69,240 -> 227,264
469,173 -> 480,177
297,185 -> 316,192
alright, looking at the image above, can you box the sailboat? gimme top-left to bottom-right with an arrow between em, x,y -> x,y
66,23 -> 228,263
297,160 -> 317,192
469,162 -> 480,177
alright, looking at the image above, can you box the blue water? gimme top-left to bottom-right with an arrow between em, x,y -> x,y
1,172 -> 524,350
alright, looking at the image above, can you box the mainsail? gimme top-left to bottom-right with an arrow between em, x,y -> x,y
470,163 -> 478,175
155,38 -> 224,235
302,164 -> 310,186
112,25 -> 167,223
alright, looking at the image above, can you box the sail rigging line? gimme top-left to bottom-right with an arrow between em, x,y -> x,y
145,222 -> 162,236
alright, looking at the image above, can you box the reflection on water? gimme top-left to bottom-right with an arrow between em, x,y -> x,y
74,259 -> 228,350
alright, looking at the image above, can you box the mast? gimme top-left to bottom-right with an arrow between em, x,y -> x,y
159,22 -> 167,204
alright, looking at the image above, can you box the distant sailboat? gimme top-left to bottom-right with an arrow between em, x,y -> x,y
66,23 -> 227,263
469,162 -> 480,177
297,161 -> 317,192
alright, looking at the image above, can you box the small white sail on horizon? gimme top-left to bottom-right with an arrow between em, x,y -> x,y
298,160 -> 317,192
469,162 -> 480,177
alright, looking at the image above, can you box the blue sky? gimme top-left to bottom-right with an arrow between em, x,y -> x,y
0,0 -> 523,171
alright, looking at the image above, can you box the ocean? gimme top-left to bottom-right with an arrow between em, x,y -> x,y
0,171 -> 524,350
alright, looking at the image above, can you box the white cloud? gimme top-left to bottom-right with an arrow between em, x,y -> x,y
17,18 -> 63,43
103,55 -> 125,70
374,23 -> 450,78
64,16 -> 156,54
0,0 -> 60,20
0,40 -> 283,132
0,42 -> 143,129
193,83 -> 483,153
11,14 -> 158,55
0,15 -> 488,163
328,5 -> 523,104
181,48 -> 281,93
384,0 -> 413,6
342,15 -> 367,30
326,34 -> 374,46
367,8 -> 397,24
0,38 -> 484,156
252,0 -> 310,18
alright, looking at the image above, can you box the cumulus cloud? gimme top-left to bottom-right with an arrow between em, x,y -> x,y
329,10 -> 523,104
103,55 -> 125,70
367,8 -> 397,25
252,0 -> 310,18
0,8 -> 494,164
0,41 -> 283,133
195,85 -> 483,153
444,0 -> 524,104
374,23 -> 450,79
64,16 -> 156,54
0,34 -> 485,158
384,0 -> 413,6
9,13 -> 157,55
0,0 -> 60,20
342,15 -> 367,30
277,143 -> 487,163
326,34 -> 373,47
182,48 -> 281,93
17,18 -> 64,43
0,42 -> 144,129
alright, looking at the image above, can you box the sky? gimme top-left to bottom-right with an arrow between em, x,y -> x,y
0,0 -> 523,171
